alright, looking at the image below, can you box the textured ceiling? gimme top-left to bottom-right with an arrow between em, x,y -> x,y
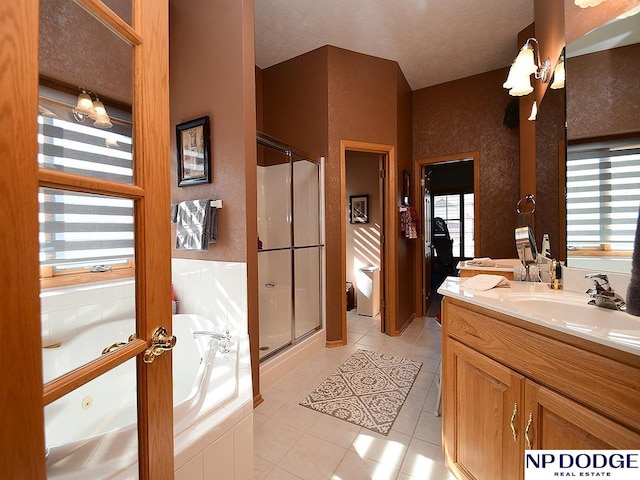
254,0 -> 535,91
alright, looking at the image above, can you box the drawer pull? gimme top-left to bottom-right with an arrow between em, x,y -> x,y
510,402 -> 518,442
525,412 -> 533,449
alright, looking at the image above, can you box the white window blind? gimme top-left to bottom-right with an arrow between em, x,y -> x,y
38,94 -> 134,270
433,193 -> 475,259
566,139 -> 640,251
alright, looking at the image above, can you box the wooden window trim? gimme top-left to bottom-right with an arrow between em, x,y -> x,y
40,259 -> 135,289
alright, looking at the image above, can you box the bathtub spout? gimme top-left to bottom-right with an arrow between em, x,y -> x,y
192,329 -> 231,353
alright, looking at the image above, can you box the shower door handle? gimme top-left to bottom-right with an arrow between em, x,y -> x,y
143,326 -> 177,364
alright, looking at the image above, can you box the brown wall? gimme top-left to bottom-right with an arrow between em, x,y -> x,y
169,0 -> 256,263
261,46 -> 416,342
413,68 -> 521,259
564,0 -> 640,44
567,43 -> 640,140
169,0 -> 259,398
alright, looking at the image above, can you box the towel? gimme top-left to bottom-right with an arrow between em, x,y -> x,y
175,200 -> 218,250
466,257 -> 497,267
462,274 -> 510,291
626,207 -> 640,316
400,206 -> 419,239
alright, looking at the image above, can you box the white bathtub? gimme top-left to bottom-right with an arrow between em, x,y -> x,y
44,314 -> 247,479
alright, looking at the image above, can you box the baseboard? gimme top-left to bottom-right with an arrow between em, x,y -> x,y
326,339 -> 346,348
253,393 -> 264,408
259,330 -> 325,392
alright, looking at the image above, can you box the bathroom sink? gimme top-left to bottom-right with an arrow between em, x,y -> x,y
502,293 -> 640,333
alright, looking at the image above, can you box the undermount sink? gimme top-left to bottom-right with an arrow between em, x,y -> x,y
502,293 -> 640,333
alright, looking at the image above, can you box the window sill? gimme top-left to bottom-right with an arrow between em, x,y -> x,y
40,268 -> 134,290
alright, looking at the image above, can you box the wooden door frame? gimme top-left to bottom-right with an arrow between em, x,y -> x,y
340,140 -> 397,339
414,152 -> 480,317
2,0 -> 46,477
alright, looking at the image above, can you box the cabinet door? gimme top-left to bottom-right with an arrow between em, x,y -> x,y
444,339 -> 525,480
524,380 -> 640,450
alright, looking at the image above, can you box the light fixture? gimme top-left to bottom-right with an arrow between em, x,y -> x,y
503,38 -> 550,96
73,88 -> 113,129
550,57 -> 565,90
574,0 -> 607,8
528,100 -> 538,121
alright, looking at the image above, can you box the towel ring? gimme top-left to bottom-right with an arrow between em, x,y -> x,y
516,194 -> 536,214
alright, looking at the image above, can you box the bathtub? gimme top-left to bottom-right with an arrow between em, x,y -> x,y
43,314 -> 249,479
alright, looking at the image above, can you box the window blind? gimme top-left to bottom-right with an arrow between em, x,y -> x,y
566,139 -> 640,251
37,98 -> 135,270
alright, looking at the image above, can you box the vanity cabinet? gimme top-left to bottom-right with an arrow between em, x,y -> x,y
442,297 -> 640,480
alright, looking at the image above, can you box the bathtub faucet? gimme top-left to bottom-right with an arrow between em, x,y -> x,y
192,328 -> 231,353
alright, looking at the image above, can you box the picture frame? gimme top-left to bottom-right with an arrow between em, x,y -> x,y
176,116 -> 211,186
402,170 -> 411,206
349,195 -> 369,224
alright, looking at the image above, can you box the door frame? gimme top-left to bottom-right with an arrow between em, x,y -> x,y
414,151 -> 480,317
340,140 -> 397,338
2,1 -> 173,477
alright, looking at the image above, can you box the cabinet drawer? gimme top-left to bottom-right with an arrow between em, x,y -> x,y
444,299 -> 640,433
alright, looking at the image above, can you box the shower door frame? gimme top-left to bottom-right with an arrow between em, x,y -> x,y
257,133 -> 324,362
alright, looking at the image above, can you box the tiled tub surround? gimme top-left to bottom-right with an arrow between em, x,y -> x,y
40,258 -> 252,479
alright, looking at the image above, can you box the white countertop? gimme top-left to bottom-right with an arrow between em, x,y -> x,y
437,276 -> 640,356
456,258 -> 521,272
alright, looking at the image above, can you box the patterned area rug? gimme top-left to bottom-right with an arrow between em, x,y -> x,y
299,349 -> 422,435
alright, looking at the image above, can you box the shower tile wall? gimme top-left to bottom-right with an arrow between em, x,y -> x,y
171,258 -> 248,335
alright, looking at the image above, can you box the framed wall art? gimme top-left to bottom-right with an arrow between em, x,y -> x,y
176,116 -> 211,186
349,195 -> 369,224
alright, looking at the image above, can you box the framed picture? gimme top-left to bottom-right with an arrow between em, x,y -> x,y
349,195 -> 369,224
176,116 -> 211,186
402,170 -> 411,206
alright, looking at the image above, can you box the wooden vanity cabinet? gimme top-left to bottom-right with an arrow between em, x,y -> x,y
442,297 -> 640,480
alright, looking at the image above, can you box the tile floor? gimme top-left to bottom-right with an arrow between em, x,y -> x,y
253,309 -> 456,480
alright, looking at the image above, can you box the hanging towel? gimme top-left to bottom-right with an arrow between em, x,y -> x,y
400,206 -> 419,239
626,207 -> 640,316
175,200 -> 218,250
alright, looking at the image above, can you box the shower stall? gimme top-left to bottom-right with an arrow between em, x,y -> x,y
257,133 -> 324,361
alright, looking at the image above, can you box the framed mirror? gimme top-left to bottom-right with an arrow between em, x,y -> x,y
564,9 -> 640,274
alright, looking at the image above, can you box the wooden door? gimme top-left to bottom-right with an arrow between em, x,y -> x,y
1,0 -> 172,478
443,339 -> 525,480
524,380 -> 640,450
421,167 -> 432,314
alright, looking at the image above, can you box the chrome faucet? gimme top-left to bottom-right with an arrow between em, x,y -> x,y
585,273 -> 626,311
193,328 -> 231,353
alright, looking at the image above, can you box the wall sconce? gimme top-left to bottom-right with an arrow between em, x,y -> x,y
574,0 -> 607,8
73,89 -> 113,129
528,101 -> 538,121
550,56 -> 565,90
503,38 -> 550,96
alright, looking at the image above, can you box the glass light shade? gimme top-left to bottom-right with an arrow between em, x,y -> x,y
91,101 -> 113,128
574,0 -> 606,8
74,92 -> 96,117
513,46 -> 537,76
528,101 -> 538,121
550,60 -> 565,89
508,71 -> 534,96
503,62 -> 520,89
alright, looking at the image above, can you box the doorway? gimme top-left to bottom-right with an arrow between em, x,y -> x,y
345,151 -> 384,330
340,140 -> 397,340
416,152 -> 480,316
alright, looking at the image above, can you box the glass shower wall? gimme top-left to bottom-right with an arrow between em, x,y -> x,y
257,135 -> 323,361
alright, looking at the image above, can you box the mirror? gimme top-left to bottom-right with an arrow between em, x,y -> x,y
564,9 -> 640,274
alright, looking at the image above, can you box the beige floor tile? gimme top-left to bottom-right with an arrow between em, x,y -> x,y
332,450 -> 399,480
279,433 -> 347,480
349,429 -> 411,472
400,438 -> 455,479
307,413 -> 362,449
253,418 -> 304,464
404,386 -> 428,410
253,455 -> 275,480
253,410 -> 269,430
255,386 -> 295,418
391,404 -> 421,436
413,411 -> 443,446
271,399 -> 321,431
265,466 -> 303,480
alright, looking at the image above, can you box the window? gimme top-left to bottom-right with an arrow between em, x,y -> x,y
566,138 -> 640,253
38,88 -> 134,282
433,193 -> 475,259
